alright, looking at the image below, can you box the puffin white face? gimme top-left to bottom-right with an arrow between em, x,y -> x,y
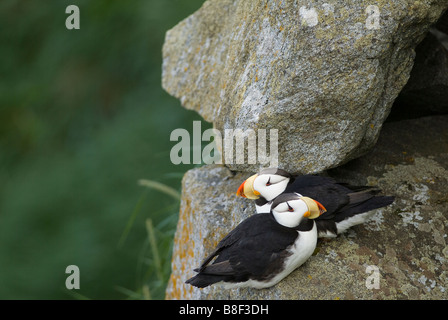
271,198 -> 311,228
253,173 -> 290,201
271,193 -> 325,228
236,168 -> 291,201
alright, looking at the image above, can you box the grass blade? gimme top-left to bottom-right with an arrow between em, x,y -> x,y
138,179 -> 181,200
142,284 -> 151,300
64,288 -> 91,300
114,286 -> 142,300
146,218 -> 163,281
117,190 -> 148,249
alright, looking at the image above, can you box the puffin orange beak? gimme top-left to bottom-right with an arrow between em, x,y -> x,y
236,174 -> 260,199
237,181 -> 246,198
300,197 -> 327,219
314,200 -> 327,215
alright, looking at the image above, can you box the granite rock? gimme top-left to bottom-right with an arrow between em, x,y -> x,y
162,0 -> 448,173
165,115 -> 448,299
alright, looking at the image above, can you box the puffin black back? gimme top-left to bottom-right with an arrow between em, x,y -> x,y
185,196 -> 320,289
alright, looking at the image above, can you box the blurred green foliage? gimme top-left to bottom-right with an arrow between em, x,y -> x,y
0,0 -> 207,299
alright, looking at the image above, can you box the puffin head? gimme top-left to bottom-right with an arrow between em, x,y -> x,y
236,168 -> 292,201
271,193 -> 326,228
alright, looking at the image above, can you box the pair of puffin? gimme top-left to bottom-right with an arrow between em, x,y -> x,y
186,168 -> 394,289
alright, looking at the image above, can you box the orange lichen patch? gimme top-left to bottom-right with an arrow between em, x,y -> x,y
166,273 -> 180,300
166,197 -> 197,299
187,241 -> 195,258
166,272 -> 196,300
406,157 -> 415,164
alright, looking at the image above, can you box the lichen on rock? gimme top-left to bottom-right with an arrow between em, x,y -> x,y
166,116 -> 448,299
162,0 -> 448,173
162,0 -> 448,300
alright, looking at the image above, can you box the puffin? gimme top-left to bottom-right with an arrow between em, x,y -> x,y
236,168 -> 394,238
185,193 -> 324,289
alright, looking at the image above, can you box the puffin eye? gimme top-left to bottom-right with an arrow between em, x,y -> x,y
266,177 -> 271,186
287,203 -> 293,212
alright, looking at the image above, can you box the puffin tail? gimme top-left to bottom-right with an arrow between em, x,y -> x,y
335,193 -> 395,223
185,273 -> 226,288
342,190 -> 395,219
322,194 -> 394,236
316,188 -> 394,237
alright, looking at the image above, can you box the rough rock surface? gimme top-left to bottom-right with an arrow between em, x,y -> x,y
162,0 -> 448,173
165,115 -> 448,299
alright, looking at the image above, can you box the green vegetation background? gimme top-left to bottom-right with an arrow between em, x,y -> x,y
0,0 -> 207,299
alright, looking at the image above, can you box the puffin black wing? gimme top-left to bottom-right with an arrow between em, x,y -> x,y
285,175 -> 354,214
285,174 -> 394,236
185,213 -> 299,288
